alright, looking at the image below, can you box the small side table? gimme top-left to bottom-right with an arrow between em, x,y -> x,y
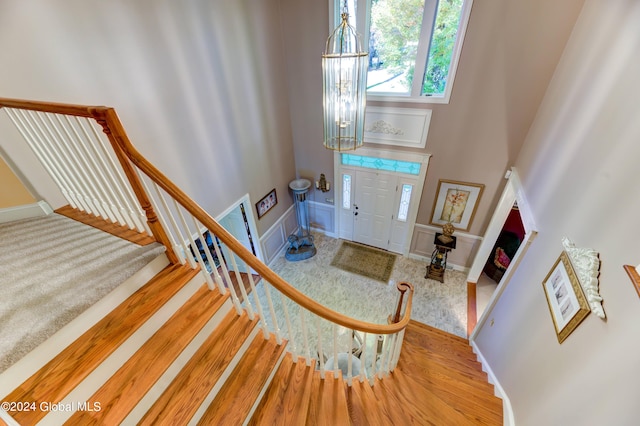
426,233 -> 456,283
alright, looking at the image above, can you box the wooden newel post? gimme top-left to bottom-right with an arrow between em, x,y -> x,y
389,281 -> 411,324
92,109 -> 179,264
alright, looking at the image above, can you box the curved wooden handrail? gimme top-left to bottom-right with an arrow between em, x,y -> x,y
92,106 -> 415,335
0,98 -> 415,335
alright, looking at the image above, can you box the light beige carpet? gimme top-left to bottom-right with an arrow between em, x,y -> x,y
0,213 -> 165,373
330,241 -> 397,283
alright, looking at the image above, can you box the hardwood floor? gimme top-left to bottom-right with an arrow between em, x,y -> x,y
258,320 -> 503,425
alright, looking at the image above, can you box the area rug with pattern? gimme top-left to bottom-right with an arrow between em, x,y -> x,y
330,241 -> 397,282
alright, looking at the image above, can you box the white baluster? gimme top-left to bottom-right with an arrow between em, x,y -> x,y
28,111 -> 98,216
12,109 -> 87,212
299,309 -> 312,366
332,324 -> 339,378
347,330 -> 354,385
37,112 -> 108,220
390,329 -> 405,370
262,279 -> 282,343
4,109 -> 77,209
279,293 -> 297,359
359,332 -> 368,383
190,217 -> 221,292
370,335 -> 379,385
210,235 -> 243,315
150,187 -> 190,266
317,316 -> 325,379
225,245 -> 257,321
377,335 -> 389,379
174,203 -> 215,292
81,117 -> 149,234
53,114 -> 126,226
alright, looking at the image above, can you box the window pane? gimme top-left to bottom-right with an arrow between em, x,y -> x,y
397,184 -> 413,221
367,0 -> 426,94
341,154 -> 421,175
422,0 -> 464,96
342,174 -> 352,209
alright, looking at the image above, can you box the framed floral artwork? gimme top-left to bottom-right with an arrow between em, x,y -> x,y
542,251 -> 590,343
429,180 -> 484,231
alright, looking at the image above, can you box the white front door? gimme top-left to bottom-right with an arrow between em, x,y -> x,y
353,170 -> 396,250
335,148 -> 431,256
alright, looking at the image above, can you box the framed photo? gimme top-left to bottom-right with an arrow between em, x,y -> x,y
429,180 -> 484,231
256,188 -> 277,219
542,251 -> 590,343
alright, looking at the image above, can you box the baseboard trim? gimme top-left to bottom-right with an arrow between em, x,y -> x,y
0,200 -> 53,224
467,282 -> 477,338
470,340 -> 515,426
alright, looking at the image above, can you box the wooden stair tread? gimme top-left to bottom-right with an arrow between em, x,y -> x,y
378,369 -> 490,425
3,263 -> 199,426
307,370 -> 351,426
346,377 -> 403,426
397,347 -> 495,395
407,320 -> 470,344
406,321 -> 474,350
396,358 -> 503,421
248,354 -> 316,426
404,328 -> 481,364
67,284 -> 228,425
198,333 -> 286,425
138,310 -> 258,424
401,342 -> 488,381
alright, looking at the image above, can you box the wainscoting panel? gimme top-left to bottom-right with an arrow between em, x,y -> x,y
260,205 -> 296,265
409,224 -> 482,272
308,201 -> 335,237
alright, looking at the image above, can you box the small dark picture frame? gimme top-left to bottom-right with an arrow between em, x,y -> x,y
256,188 -> 277,219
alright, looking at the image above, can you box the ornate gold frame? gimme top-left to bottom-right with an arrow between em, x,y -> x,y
542,251 -> 590,343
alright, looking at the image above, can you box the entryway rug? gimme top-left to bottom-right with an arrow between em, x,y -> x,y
330,241 -> 397,282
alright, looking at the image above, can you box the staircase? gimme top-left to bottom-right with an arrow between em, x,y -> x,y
0,98 -> 502,425
1,263 -> 502,425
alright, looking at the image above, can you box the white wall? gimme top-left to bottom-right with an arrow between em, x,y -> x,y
0,0 -> 296,234
474,1 -> 640,423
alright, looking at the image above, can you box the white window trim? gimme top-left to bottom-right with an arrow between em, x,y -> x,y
328,0 -> 474,104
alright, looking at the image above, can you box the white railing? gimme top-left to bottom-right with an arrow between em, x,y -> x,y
139,172 -> 413,382
2,107 -> 148,234
0,98 -> 414,383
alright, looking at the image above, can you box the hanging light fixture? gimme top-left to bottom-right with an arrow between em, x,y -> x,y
322,1 -> 369,151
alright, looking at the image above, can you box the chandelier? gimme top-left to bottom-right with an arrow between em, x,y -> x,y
322,2 -> 368,151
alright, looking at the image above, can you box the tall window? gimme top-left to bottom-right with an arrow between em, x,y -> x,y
342,174 -> 352,209
397,184 -> 413,222
332,0 -> 472,103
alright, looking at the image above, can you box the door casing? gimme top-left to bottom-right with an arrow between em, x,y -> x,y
334,148 -> 430,256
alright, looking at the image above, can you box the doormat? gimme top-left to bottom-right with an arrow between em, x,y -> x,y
330,241 -> 397,282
